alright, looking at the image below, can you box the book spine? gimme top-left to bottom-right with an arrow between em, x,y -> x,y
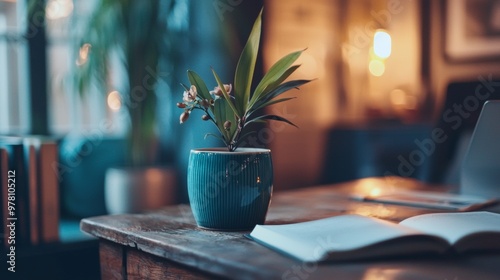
0,137 -> 60,246
25,144 -> 40,245
38,142 -> 59,243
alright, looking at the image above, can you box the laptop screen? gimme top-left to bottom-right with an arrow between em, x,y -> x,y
461,100 -> 500,197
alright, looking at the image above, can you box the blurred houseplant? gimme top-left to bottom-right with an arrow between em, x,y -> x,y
72,0 -> 181,213
74,0 -> 176,166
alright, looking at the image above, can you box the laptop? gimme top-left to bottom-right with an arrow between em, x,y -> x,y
461,100 -> 500,198
352,100 -> 500,210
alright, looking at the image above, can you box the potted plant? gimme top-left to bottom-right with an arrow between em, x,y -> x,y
177,10 -> 311,230
72,0 -> 180,214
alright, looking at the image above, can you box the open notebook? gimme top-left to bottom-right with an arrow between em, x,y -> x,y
249,211 -> 500,262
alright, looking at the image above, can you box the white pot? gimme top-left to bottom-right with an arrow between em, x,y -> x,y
105,167 -> 177,214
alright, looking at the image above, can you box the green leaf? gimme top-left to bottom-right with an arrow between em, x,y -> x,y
260,64 -> 300,96
251,97 -> 296,112
212,97 -> 238,144
250,79 -> 311,112
246,114 -> 298,128
225,102 -> 238,141
251,50 -> 304,105
187,70 -> 211,101
233,8 -> 262,115
213,98 -> 230,142
232,131 -> 256,150
211,68 -> 240,119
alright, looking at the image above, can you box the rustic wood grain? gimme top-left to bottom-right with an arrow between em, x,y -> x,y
127,247 -> 212,280
100,240 -> 126,280
82,177 -> 500,280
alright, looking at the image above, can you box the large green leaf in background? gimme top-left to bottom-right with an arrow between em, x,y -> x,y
233,9 -> 262,115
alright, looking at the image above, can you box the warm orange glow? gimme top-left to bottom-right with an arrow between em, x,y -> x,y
404,96 -> 418,110
369,188 -> 382,197
390,89 -> 418,110
369,60 -> 385,76
373,30 -> 391,59
107,91 -> 122,111
76,43 -> 91,66
145,169 -> 165,185
368,30 -> 391,77
390,89 -> 406,105
362,267 -> 406,280
79,44 -> 91,60
352,204 -> 397,219
296,52 -> 321,77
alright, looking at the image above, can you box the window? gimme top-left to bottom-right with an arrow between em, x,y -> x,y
0,0 -> 30,134
47,0 -> 126,135
46,0 -> 124,135
0,0 -> 124,136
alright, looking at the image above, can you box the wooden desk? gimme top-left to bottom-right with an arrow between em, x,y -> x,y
81,177 -> 500,279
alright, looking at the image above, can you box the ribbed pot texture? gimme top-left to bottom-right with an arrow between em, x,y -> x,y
187,148 -> 273,231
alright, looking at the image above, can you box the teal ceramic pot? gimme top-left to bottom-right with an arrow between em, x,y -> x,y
187,148 -> 273,231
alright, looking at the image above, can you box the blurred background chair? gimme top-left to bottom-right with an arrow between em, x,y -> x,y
321,79 -> 500,187
426,79 -> 500,185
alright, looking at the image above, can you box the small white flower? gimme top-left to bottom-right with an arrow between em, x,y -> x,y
183,85 -> 197,102
224,84 -> 232,94
209,84 -> 232,98
209,87 -> 222,97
